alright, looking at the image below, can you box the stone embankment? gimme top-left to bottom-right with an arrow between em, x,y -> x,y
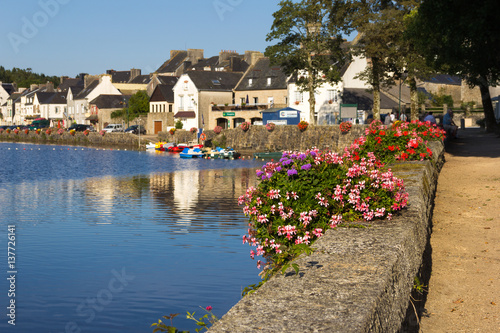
0,130 -> 144,150
208,141 -> 445,333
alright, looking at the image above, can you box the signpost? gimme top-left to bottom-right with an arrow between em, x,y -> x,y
223,112 -> 235,117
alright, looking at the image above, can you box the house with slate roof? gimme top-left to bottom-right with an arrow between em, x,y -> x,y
148,84 -> 176,134
88,95 -> 131,130
172,71 -> 242,130
33,91 -> 67,126
72,75 -> 122,125
146,74 -> 179,96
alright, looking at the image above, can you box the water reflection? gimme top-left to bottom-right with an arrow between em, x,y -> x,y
0,163 -> 262,333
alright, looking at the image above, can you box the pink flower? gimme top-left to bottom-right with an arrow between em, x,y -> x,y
206,306 -> 213,311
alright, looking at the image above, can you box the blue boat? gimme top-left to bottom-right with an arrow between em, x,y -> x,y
179,147 -> 205,158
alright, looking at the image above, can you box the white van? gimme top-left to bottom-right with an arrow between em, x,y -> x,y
102,124 -> 123,133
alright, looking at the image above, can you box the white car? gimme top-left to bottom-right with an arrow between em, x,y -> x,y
102,124 -> 123,133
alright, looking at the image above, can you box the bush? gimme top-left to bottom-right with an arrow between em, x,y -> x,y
240,122 -> 250,131
239,148 -> 408,276
190,127 -> 197,134
175,120 -> 183,129
346,120 -> 446,164
214,126 -> 222,134
266,122 -> 276,132
297,121 -> 308,132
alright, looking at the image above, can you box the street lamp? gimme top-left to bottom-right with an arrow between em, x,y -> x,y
398,71 -> 408,117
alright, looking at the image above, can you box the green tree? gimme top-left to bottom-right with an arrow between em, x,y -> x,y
265,0 -> 349,125
350,0 -> 403,121
110,91 -> 149,126
411,0 -> 500,132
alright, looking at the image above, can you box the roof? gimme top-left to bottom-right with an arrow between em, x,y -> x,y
157,51 -> 188,73
174,111 -> 196,118
235,57 -> 287,91
342,88 -> 399,110
75,80 -> 99,99
425,74 -> 461,86
35,92 -> 67,104
149,84 -> 175,103
189,55 -> 249,73
110,71 -> 131,83
186,71 -> 243,91
261,106 -> 301,113
157,76 -> 179,85
1,83 -> 17,95
89,94 -> 130,109
58,78 -> 84,91
128,75 -> 151,84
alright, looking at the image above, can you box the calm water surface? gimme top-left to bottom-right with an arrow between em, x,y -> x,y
0,142 -> 264,333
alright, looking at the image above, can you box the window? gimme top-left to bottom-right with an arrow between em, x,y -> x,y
188,96 -> 194,109
240,97 -> 246,104
183,81 -> 189,90
294,91 -> 303,103
169,104 -> 173,112
248,78 -> 253,86
211,79 -> 221,85
267,77 -> 272,86
179,96 -> 184,109
253,97 -> 259,104
328,90 -> 338,103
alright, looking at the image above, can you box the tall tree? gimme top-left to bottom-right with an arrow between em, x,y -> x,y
412,0 -> 500,132
350,0 -> 403,121
265,0 -> 349,125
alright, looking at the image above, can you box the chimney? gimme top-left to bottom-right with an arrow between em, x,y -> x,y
244,51 -> 265,66
46,81 -> 54,92
187,49 -> 204,65
130,68 -> 141,81
30,84 -> 39,91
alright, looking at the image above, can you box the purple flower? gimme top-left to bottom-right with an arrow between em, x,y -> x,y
275,166 -> 282,172
282,159 -> 292,166
287,169 -> 298,176
298,153 -> 307,160
291,154 -> 297,159
309,151 -> 317,157
301,163 -> 312,170
256,170 -> 264,177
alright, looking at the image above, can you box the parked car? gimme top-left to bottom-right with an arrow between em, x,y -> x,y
28,119 -> 50,130
124,125 -> 146,135
102,124 -> 123,133
69,124 -> 94,132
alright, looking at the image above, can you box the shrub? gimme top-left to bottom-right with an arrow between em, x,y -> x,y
175,120 -> 183,129
190,127 -> 197,134
239,148 -> 408,276
346,120 -> 446,165
214,126 -> 222,134
297,120 -> 308,132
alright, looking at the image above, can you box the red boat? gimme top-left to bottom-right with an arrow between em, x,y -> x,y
168,143 -> 204,153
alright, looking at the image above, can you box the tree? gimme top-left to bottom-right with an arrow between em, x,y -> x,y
350,0 -> 404,122
412,0 -> 500,132
265,0 -> 349,125
111,91 -> 149,126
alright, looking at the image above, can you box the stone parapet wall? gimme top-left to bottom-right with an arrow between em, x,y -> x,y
161,125 -> 367,153
208,141 -> 445,333
0,131 -> 143,149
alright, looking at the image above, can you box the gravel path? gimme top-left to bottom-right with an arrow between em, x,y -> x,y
419,128 -> 500,332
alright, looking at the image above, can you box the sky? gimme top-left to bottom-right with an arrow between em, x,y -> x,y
0,0 -> 282,77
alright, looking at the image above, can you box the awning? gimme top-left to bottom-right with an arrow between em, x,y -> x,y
86,114 -> 99,121
174,111 -> 196,118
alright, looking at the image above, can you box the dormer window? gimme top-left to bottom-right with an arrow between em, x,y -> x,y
248,78 -> 253,86
267,77 -> 272,86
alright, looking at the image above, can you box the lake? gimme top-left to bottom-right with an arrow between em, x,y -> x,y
0,142 -> 264,333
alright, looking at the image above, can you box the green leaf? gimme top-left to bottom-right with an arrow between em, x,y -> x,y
292,263 -> 300,274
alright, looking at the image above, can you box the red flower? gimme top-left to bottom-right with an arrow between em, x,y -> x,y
388,145 -> 395,151
206,306 -> 213,311
380,130 -> 386,136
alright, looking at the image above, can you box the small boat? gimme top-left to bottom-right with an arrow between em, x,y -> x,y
168,143 -> 189,153
154,142 -> 175,151
179,147 -> 205,159
209,147 -> 241,159
254,152 -> 283,160
146,142 -> 156,150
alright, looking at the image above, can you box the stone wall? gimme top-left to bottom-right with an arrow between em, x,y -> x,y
208,141 -> 445,333
160,125 -> 367,153
0,131 -> 144,149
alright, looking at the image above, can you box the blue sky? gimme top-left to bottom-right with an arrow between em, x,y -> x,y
1,0 -> 281,77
